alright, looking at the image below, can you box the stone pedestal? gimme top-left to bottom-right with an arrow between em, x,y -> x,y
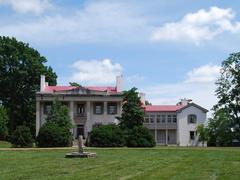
65,135 -> 96,158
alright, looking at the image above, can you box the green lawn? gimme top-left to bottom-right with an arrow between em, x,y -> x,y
0,141 -> 11,148
0,147 -> 240,180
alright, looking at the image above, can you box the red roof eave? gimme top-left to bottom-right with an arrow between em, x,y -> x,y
143,105 -> 186,112
42,86 -> 117,93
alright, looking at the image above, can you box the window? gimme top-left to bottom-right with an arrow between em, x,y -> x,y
144,115 -> 149,123
173,115 -> 177,123
107,102 -> 117,115
77,104 -> 85,116
94,102 -> 103,115
167,115 -> 172,123
150,115 -> 155,123
156,115 -> 161,123
161,115 -> 166,123
188,114 -> 197,124
190,131 -> 195,140
44,102 -> 52,115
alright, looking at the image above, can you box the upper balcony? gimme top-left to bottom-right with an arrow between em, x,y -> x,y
144,113 -> 178,129
143,123 -> 177,129
74,114 -> 87,124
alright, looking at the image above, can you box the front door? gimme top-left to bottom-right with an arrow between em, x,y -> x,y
76,125 -> 84,139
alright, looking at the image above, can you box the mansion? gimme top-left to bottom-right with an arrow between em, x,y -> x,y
36,75 -> 208,146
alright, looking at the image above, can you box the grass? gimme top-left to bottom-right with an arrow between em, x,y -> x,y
0,141 -> 11,148
0,147 -> 240,180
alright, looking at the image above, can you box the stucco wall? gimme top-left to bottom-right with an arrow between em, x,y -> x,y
177,105 -> 207,146
37,100 -> 122,138
85,102 -> 121,137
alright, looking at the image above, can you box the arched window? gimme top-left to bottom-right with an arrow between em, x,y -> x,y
188,114 -> 197,124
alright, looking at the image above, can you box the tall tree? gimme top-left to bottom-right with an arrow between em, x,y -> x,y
214,52 -> 240,141
118,88 -> 155,147
45,100 -> 72,131
0,36 -> 57,136
37,100 -> 73,147
118,87 -> 144,130
207,109 -> 233,146
196,124 -> 208,147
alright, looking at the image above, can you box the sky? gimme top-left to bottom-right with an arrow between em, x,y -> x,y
1,0 -> 240,112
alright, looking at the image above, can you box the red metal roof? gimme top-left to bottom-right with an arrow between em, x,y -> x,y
86,86 -> 117,92
44,86 -> 77,92
43,86 -> 117,93
143,105 -> 186,112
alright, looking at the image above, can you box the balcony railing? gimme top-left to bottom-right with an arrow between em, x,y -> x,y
143,123 -> 177,129
74,114 -> 87,124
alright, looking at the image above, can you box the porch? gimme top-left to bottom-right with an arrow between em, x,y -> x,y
149,129 -> 177,145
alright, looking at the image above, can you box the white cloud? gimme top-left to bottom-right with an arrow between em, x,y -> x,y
69,59 -> 123,85
185,64 -> 220,83
151,6 -> 240,44
0,0 -> 53,15
142,64 -> 220,113
0,1 -> 150,44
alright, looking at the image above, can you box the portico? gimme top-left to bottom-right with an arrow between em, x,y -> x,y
36,75 -> 124,138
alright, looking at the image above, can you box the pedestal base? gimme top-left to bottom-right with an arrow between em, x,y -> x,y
65,152 -> 96,158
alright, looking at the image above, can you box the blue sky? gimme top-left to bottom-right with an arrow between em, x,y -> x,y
1,0 -> 240,111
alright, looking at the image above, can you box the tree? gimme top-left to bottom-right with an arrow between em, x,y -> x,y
37,123 -> 72,147
207,109 -> 233,146
196,124 -> 208,147
145,100 -> 152,105
0,106 -> 8,139
10,125 -> 33,147
0,36 -> 57,136
88,124 -> 125,147
214,52 -> 240,141
44,100 -> 72,131
118,87 -> 145,130
127,126 -> 156,147
118,87 -> 155,147
69,82 -> 81,87
37,100 -> 73,147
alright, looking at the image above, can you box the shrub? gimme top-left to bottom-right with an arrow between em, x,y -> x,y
88,124 -> 125,147
37,122 -> 72,147
0,106 -> 8,140
10,126 -> 33,148
126,126 -> 156,147
37,100 -> 73,147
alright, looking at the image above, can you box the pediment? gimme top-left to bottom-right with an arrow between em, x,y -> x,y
54,87 -> 108,95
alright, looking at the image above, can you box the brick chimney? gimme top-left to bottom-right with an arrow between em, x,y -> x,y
178,98 -> 192,106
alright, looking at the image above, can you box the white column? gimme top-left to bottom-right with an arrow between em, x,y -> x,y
154,117 -> 157,144
119,101 -> 123,114
70,101 -> 74,136
70,101 -> 74,121
104,102 -> 107,116
166,129 -> 168,145
36,101 -> 40,137
177,117 -> 179,145
85,101 -> 91,138
155,129 -> 157,144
